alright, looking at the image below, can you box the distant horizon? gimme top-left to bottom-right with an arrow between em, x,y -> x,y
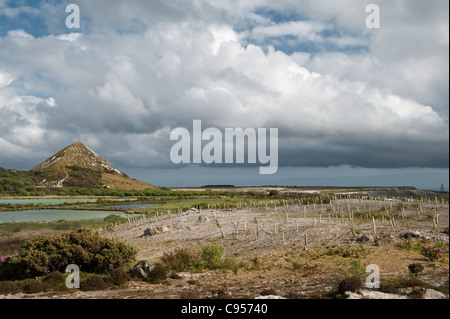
121,166 -> 449,192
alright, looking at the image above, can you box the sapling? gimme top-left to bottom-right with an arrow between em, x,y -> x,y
372,217 -> 377,237
231,221 -> 240,239
389,218 -> 395,230
215,219 -> 225,238
254,217 -> 260,236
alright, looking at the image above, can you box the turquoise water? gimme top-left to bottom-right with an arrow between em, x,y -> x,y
0,209 -> 127,224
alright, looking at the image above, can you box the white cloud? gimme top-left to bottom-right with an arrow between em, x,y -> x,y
0,71 -> 13,88
244,20 -> 329,43
0,0 -> 448,171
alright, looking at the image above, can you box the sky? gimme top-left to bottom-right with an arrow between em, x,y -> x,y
0,0 -> 448,189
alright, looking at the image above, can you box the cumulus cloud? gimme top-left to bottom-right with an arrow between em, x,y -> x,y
0,0 -> 448,172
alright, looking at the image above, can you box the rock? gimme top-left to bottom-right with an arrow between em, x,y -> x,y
131,260 -> 154,280
189,207 -> 199,212
143,226 -> 170,237
255,295 -> 286,299
143,228 -> 158,236
157,226 -> 170,233
356,235 -> 374,244
402,231 -> 422,240
423,289 -> 448,299
346,290 -> 407,299
443,227 -> 449,235
196,216 -> 210,223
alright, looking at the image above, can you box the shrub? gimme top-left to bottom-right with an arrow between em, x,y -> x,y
20,279 -> 46,294
161,248 -> 200,272
0,281 -> 19,295
104,267 -> 130,287
42,271 -> 70,292
81,274 -> 108,291
398,240 -> 414,250
268,190 -> 279,197
162,244 -> 236,273
201,244 -> 224,269
396,201 -> 405,211
221,257 -> 238,274
421,245 -> 444,262
337,276 -> 363,296
408,263 -> 425,277
260,289 -> 277,296
104,215 -> 128,225
2,228 -> 138,279
149,263 -> 167,284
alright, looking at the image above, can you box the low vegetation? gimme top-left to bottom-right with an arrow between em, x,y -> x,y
162,244 -> 238,274
0,228 -> 137,280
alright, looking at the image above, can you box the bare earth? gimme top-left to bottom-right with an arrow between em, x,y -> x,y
5,193 -> 448,300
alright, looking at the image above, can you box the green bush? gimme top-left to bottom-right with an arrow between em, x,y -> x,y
337,276 -> 363,296
1,228 -> 137,279
104,267 -> 130,287
201,244 -> 224,269
0,281 -> 19,295
149,263 -> 167,284
42,271 -> 70,292
161,248 -> 200,272
81,274 -> 108,291
162,244 -> 236,273
408,263 -> 424,277
20,279 -> 46,294
104,214 -> 128,225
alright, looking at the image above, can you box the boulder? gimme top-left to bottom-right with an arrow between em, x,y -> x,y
402,231 -> 422,240
144,228 -> 158,236
255,295 -> 287,299
157,226 -> 170,233
143,226 -> 170,237
423,289 -> 448,299
131,260 -> 154,280
356,235 -> 374,244
346,290 -> 407,299
196,216 -> 210,223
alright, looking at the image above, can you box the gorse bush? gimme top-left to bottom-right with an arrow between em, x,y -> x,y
161,248 -> 201,272
408,263 -> 424,277
161,244 -> 237,273
0,228 -> 137,280
201,244 -> 224,269
337,276 -> 363,296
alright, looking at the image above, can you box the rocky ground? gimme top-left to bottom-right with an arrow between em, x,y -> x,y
3,194 -> 448,300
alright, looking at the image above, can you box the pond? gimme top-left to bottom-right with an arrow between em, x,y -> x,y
0,209 -> 128,224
